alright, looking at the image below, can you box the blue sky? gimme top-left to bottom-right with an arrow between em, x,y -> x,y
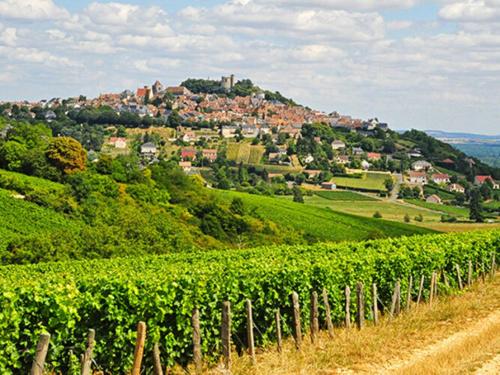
1,0 -> 500,134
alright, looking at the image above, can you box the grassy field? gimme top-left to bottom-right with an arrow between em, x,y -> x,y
214,190 -> 434,242
226,275 -> 500,375
313,190 -> 378,201
303,195 -> 444,223
331,172 -> 389,192
248,145 -> 265,164
126,127 -> 176,139
405,199 -> 469,217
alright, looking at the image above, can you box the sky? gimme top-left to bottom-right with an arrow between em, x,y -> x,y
0,1 -> 500,134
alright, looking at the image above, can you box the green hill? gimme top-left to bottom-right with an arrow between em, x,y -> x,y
213,190 -> 434,242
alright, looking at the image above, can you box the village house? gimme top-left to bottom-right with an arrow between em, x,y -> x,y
181,148 -> 197,161
179,161 -> 192,172
305,170 -> 322,179
412,160 -> 433,172
352,147 -> 364,156
136,86 -> 152,102
431,173 -> 450,185
474,175 -> 499,189
181,131 -> 197,143
335,155 -> 350,164
108,137 -> 127,149
331,140 -> 346,150
367,152 -> 382,161
448,183 -> 465,193
166,86 -> 192,96
140,142 -> 157,156
409,171 -> 427,185
152,80 -> 164,96
426,194 -> 442,204
221,126 -> 238,138
202,149 -> 218,162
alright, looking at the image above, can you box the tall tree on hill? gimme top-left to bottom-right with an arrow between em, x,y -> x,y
469,188 -> 484,223
292,186 -> 304,203
46,137 -> 87,174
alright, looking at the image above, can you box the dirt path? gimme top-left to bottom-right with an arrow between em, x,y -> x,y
371,309 -> 500,374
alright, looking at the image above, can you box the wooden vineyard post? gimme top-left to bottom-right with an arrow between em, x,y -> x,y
390,280 -> 401,318
246,299 -> 256,365
416,275 -> 425,305
192,308 -> 202,375
372,283 -> 378,326
275,309 -> 283,353
429,272 -> 436,306
490,254 -> 496,279
131,321 -> 146,375
406,275 -> 413,311
322,289 -> 335,338
356,282 -> 364,330
481,263 -> 486,283
455,264 -> 463,290
221,301 -> 232,370
292,292 -> 302,351
310,291 -> 319,344
81,329 -> 95,375
345,286 -> 351,329
31,332 -> 50,375
153,343 -> 164,375
468,261 -> 473,287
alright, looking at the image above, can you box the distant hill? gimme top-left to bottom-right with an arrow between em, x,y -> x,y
424,130 -> 500,144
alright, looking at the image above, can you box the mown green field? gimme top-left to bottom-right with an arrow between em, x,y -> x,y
313,190 -> 377,201
405,199 -> 469,218
331,172 -> 389,192
303,195 -> 444,224
214,190 -> 434,242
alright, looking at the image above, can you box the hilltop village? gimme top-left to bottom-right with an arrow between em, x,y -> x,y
1,76 -> 499,221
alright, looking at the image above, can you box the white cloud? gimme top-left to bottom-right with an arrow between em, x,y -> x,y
0,0 -> 69,21
0,26 -> 16,46
387,20 -> 414,30
439,0 -> 500,22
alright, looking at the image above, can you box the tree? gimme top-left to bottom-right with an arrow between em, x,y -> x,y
292,186 -> 304,203
46,137 -> 87,174
404,214 -> 411,223
469,188 -> 484,223
384,178 -> 394,193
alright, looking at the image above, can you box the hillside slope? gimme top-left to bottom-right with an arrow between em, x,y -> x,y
214,190 -> 434,242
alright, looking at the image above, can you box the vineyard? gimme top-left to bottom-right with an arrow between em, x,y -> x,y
0,230 -> 498,372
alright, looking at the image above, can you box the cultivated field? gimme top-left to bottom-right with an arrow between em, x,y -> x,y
331,172 -> 390,192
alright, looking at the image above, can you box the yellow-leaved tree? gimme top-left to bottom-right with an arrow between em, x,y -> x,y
46,137 -> 87,174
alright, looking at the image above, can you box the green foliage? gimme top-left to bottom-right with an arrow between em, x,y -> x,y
292,186 -> 304,203
0,230 -> 497,372
469,188 -> 484,223
373,211 -> 383,218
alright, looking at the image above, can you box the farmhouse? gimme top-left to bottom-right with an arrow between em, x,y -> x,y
179,161 -> 192,172
108,137 -> 127,149
367,152 -> 381,161
431,173 -> 450,184
331,140 -> 346,150
140,142 -> 157,155
409,171 -> 427,185
426,194 -> 442,204
475,175 -> 499,189
181,148 -> 197,161
202,149 -> 218,162
448,183 -> 465,193
412,160 -> 432,172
